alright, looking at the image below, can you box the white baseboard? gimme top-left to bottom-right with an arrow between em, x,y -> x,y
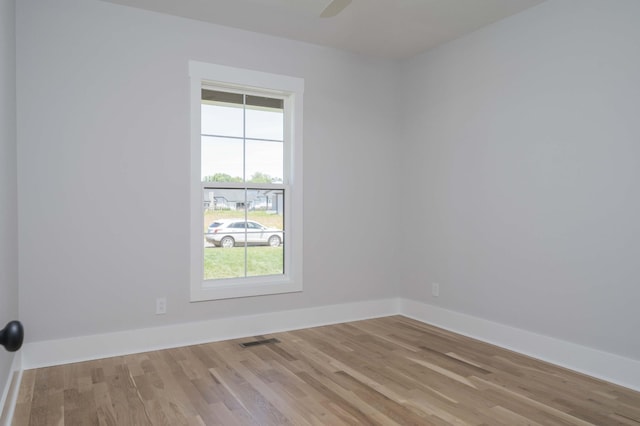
0,353 -> 22,426
20,297 -> 640,393
400,298 -> 640,392
22,298 -> 401,370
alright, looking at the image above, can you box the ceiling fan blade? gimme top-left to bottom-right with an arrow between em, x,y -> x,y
320,0 -> 352,18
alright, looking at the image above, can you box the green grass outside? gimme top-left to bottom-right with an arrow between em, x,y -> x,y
203,209 -> 283,232
204,246 -> 284,280
203,209 -> 284,280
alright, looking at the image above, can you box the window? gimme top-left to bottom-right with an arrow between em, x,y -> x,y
190,62 -> 304,301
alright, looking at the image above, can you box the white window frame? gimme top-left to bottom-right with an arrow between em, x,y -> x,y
189,61 -> 304,301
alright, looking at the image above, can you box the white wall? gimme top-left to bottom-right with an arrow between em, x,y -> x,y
16,0 -> 640,374
16,0 -> 400,342
400,0 -> 640,360
0,0 -> 19,397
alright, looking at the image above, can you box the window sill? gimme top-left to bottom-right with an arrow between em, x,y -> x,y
190,276 -> 302,302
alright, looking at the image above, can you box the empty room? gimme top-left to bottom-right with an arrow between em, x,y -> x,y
1,0 -> 639,424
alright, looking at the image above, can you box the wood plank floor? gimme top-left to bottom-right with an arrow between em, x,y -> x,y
13,316 -> 640,425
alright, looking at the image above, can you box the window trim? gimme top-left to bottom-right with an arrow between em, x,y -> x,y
189,61 -> 304,302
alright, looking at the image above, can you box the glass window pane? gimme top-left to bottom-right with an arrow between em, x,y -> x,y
245,107 -> 283,141
203,247 -> 246,280
203,188 -> 248,216
246,246 -> 283,277
198,83 -> 291,285
245,140 -> 283,183
203,188 -> 248,280
202,188 -> 285,280
201,136 -> 244,182
246,191 -> 284,277
201,103 -> 244,137
246,95 -> 283,110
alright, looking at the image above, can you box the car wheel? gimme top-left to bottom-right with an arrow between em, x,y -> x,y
268,235 -> 281,247
221,236 -> 235,248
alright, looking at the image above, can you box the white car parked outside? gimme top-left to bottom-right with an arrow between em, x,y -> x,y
205,219 -> 283,248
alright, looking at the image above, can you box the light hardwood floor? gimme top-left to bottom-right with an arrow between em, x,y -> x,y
13,316 -> 640,425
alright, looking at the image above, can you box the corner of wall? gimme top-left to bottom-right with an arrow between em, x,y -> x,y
400,298 -> 640,392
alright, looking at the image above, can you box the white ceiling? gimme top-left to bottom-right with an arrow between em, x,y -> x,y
101,0 -> 546,59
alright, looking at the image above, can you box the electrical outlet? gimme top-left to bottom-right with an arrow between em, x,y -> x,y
432,283 -> 440,297
156,297 -> 167,315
